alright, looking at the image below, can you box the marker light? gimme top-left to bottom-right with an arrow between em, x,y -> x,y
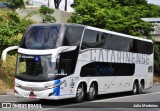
34,56 -> 40,62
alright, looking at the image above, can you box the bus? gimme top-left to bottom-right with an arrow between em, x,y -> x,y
1,23 -> 153,102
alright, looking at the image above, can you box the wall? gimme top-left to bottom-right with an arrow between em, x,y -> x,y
16,6 -> 71,23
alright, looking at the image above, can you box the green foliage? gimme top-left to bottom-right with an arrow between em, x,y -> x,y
0,55 -> 17,90
0,10 -> 33,50
69,0 -> 160,70
69,0 -> 155,37
39,5 -> 56,23
154,43 -> 160,70
4,0 -> 25,11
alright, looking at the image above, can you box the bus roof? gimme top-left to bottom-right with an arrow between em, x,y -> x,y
29,23 -> 152,43
29,23 -> 85,27
86,26 -> 153,43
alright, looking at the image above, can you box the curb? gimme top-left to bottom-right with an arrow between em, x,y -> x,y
0,92 -> 7,95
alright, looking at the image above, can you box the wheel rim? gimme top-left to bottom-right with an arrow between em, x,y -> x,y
89,85 -> 95,98
77,86 -> 84,100
139,83 -> 143,93
133,84 -> 137,94
89,87 -> 95,98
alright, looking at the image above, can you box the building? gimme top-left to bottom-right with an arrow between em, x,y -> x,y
142,18 -> 160,42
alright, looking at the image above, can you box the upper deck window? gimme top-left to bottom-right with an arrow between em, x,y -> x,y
81,29 -> 104,49
21,25 -> 60,49
63,26 -> 84,46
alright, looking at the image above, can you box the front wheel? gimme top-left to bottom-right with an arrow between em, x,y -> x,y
87,83 -> 96,101
75,84 -> 85,102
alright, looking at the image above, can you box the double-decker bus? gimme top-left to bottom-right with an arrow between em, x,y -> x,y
2,23 -> 153,102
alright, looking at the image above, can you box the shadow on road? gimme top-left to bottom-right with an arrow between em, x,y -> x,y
15,91 -> 146,108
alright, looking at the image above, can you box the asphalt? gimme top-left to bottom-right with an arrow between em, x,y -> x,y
0,83 -> 160,111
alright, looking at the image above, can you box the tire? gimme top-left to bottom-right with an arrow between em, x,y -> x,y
138,82 -> 144,94
132,82 -> 138,95
75,84 -> 85,102
87,83 -> 96,101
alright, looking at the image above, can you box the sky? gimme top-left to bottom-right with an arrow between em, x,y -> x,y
148,0 -> 160,5
29,0 -> 160,12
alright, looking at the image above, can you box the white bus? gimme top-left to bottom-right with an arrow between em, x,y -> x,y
2,23 -> 153,102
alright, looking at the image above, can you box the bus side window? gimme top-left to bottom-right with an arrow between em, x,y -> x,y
81,29 -> 104,49
104,33 -> 132,52
131,40 -> 153,54
63,27 -> 84,46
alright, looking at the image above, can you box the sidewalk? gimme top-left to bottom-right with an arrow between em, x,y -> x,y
0,91 -> 7,95
0,90 -> 13,95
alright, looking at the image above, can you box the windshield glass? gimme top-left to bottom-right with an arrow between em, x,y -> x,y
21,25 -> 60,49
16,54 -> 60,82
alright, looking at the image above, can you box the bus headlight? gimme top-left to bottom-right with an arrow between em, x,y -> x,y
45,84 -> 55,89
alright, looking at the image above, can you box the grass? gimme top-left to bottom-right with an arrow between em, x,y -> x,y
0,9 -> 11,22
0,54 -> 17,91
153,75 -> 160,83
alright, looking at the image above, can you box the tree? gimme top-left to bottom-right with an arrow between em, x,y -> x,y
4,0 -> 25,11
69,0 -> 154,37
39,5 -> 56,23
69,0 -> 160,72
54,0 -> 61,9
0,11 -> 33,50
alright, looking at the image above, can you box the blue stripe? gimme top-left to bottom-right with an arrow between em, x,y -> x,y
53,79 -> 60,96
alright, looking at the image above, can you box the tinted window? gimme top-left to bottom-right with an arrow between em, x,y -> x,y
21,25 -> 60,49
104,34 -> 132,52
102,33 -> 153,54
81,29 -> 153,54
131,40 -> 153,54
63,27 -> 84,46
80,62 -> 135,77
81,29 -> 104,49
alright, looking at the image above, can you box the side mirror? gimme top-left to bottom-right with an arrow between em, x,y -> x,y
1,46 -> 19,61
51,46 -> 77,62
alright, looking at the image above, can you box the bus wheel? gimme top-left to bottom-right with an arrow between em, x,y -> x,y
87,83 -> 96,101
138,82 -> 144,94
75,83 -> 85,102
132,82 -> 138,95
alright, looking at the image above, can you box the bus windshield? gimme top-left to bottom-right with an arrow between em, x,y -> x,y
16,54 -> 59,82
21,25 -> 60,49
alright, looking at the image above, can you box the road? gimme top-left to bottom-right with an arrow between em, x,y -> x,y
0,83 -> 160,111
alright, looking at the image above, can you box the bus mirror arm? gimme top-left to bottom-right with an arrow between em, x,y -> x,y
51,46 -> 77,62
1,46 -> 19,61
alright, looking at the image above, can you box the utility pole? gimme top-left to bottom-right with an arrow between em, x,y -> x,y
48,0 -> 50,7
64,0 -> 67,11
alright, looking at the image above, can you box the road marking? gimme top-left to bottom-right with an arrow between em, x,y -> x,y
0,95 -> 8,96
5,101 -> 17,102
58,101 -> 91,108
39,108 -> 56,111
92,92 -> 160,102
0,91 -> 160,110
54,92 -> 160,108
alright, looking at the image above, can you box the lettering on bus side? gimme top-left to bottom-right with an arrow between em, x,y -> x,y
96,65 -> 114,75
88,49 -> 151,65
80,62 -> 135,77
